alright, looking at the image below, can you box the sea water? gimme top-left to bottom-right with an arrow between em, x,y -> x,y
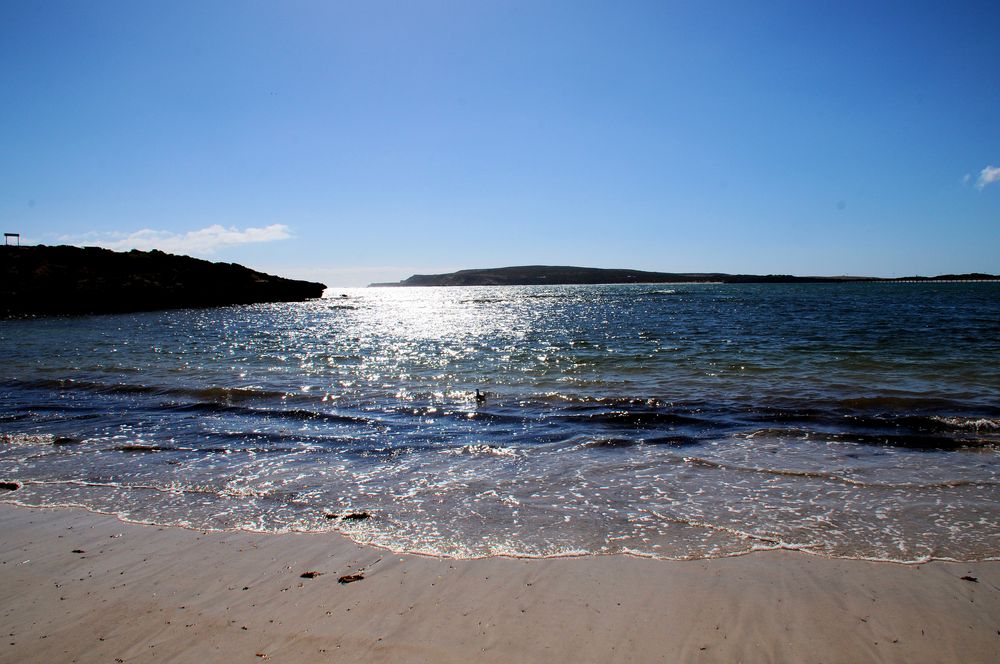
1,283 -> 999,562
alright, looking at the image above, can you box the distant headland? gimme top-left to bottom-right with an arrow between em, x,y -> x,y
2,245 -> 326,317
370,265 -> 1000,287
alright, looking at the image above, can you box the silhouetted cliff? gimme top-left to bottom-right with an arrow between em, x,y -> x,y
2,245 -> 326,317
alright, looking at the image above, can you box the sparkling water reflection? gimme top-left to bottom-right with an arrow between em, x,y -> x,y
1,283 -> 999,561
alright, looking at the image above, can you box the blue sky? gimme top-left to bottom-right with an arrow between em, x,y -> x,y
2,1 -> 998,286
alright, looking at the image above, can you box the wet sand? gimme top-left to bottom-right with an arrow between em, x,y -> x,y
1,503 -> 998,663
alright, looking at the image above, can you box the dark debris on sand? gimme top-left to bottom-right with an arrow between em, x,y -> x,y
338,574 -> 364,584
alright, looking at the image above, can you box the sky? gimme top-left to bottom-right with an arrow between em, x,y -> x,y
2,1 -> 998,286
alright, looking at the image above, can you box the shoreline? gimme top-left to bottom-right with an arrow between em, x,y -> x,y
2,503 -> 998,663
4,497 -> 997,567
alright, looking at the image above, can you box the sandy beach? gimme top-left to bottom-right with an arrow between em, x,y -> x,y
0,503 -> 997,663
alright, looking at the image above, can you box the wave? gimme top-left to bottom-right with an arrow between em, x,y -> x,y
743,427 -> 994,450
10,377 -> 996,433
2,433 -> 57,447
11,477 -> 294,502
555,408 -> 708,428
114,444 -> 184,453
163,401 -> 374,426
930,416 -> 1000,431
3,496 -> 997,565
642,508 -> 786,546
838,395 -> 970,410
580,434 -> 700,449
5,378 -> 292,403
2,433 -> 330,456
828,431 -> 994,450
110,444 -> 358,457
681,456 -> 1000,488
212,430 -> 360,446
445,444 -> 521,458
445,409 -> 527,425
352,445 -> 426,460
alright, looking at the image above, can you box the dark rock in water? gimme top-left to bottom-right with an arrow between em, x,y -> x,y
337,573 -> 364,584
1,245 -> 326,317
53,436 -> 80,446
0,481 -> 20,490
300,571 -> 323,579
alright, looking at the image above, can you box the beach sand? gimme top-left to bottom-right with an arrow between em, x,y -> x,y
1,503 -> 998,663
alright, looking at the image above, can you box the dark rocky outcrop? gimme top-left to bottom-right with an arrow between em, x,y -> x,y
371,265 -> 1000,287
2,245 -> 326,317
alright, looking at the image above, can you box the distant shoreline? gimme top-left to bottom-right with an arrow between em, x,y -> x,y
370,264 -> 1000,287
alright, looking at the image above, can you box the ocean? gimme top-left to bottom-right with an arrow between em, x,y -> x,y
2,283 -> 999,562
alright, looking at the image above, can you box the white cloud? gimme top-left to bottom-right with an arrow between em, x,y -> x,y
61,224 -> 293,255
976,165 -> 1000,190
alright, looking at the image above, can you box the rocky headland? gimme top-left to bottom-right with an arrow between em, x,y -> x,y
1,245 -> 326,317
370,265 -> 999,287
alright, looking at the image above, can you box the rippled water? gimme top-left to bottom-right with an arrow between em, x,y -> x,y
2,283 -> 999,562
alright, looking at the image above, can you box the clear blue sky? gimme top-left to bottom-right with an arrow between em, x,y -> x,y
2,1 -> 998,286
